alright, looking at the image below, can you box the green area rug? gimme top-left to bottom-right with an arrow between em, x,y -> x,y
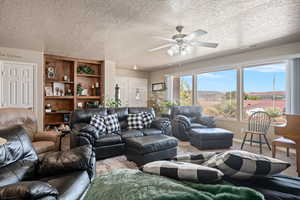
84,169 -> 264,200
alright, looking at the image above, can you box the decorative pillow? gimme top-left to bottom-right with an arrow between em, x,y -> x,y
141,112 -> 155,128
173,152 -> 217,164
127,113 -> 144,130
142,160 -> 223,183
103,113 -> 120,134
203,150 -> 290,179
90,115 -> 106,133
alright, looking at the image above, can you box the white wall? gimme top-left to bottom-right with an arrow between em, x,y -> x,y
0,46 -> 43,131
149,42 -> 300,139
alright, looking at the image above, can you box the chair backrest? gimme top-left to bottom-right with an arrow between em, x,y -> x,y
171,106 -> 202,122
0,108 -> 37,140
248,111 -> 271,134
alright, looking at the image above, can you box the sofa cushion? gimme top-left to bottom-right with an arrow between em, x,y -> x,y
141,112 -> 155,128
103,114 -> 120,134
190,123 -> 207,129
204,150 -> 291,179
121,129 -> 144,140
108,108 -> 129,130
142,128 -> 162,136
95,134 -> 122,147
32,141 -> 55,154
0,181 -> 58,200
90,115 -> 106,133
129,107 -> 155,118
173,152 -> 217,164
71,108 -> 107,125
43,171 -> 90,200
126,135 -> 178,154
128,113 -> 144,130
142,160 -> 223,183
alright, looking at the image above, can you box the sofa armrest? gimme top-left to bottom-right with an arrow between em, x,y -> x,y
34,131 -> 60,151
171,115 -> 192,141
0,181 -> 58,200
150,118 -> 171,136
197,114 -> 216,128
38,145 -> 95,180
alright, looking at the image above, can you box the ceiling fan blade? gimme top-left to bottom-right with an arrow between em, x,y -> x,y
148,43 -> 173,52
190,41 -> 218,48
184,29 -> 208,41
153,36 -> 176,43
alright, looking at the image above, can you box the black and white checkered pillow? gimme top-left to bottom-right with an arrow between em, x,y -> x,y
203,150 -> 290,179
142,160 -> 223,183
173,152 -> 217,164
103,113 -> 120,134
90,115 -> 106,133
127,113 -> 144,130
141,112 -> 155,128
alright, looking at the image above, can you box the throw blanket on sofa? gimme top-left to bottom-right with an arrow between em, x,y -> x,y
84,169 -> 264,200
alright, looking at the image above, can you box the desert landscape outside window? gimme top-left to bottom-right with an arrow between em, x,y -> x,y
196,69 -> 237,119
243,62 -> 287,124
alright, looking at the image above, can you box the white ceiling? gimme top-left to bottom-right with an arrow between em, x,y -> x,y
0,0 -> 300,71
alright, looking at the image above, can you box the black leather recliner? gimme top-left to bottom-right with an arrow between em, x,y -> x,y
171,106 -> 216,141
0,125 -> 95,200
71,107 -> 171,160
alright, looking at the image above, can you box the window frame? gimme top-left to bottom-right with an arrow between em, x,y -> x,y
195,68 -> 239,121
241,61 -> 287,121
172,60 -> 287,123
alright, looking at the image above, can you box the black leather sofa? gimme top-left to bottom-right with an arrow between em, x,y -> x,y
0,125 -> 95,200
71,107 -> 171,160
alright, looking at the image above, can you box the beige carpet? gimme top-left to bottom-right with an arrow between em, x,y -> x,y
94,140 -> 298,177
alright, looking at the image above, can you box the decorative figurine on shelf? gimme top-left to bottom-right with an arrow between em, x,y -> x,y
77,83 -> 83,95
95,82 -> 100,96
63,75 -> 68,82
77,65 -> 95,75
66,89 -> 72,96
115,84 -> 120,107
47,64 -> 56,79
45,104 -> 52,113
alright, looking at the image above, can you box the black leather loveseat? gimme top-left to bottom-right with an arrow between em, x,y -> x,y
71,107 -> 171,160
0,125 -> 95,200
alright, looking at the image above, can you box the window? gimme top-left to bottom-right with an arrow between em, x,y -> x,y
196,69 -> 237,119
243,62 -> 287,124
179,75 -> 193,105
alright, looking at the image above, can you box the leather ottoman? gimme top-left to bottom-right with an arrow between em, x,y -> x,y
125,135 -> 178,166
190,128 -> 234,150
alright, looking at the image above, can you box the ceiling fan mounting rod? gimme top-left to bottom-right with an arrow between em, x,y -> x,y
176,25 -> 184,33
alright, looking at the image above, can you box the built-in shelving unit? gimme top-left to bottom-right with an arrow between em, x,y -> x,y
43,54 -> 104,129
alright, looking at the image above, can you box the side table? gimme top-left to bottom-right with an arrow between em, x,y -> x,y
59,130 -> 72,151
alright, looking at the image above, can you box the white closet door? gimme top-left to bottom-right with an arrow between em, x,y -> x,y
1,61 -> 34,109
115,76 -> 148,107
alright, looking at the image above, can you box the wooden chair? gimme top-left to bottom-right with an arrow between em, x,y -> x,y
272,137 -> 296,158
241,111 -> 272,154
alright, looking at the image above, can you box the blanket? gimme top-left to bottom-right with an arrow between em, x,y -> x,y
84,169 -> 264,200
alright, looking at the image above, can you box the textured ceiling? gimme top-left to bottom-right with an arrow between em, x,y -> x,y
0,0 -> 300,71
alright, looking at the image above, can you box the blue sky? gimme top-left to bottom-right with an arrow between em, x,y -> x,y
180,62 -> 286,92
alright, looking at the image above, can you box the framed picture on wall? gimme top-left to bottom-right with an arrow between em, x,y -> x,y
152,82 -> 165,91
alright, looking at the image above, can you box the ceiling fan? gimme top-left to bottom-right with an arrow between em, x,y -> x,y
148,25 -> 218,56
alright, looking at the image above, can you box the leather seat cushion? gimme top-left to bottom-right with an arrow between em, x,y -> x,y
126,135 -> 178,154
142,128 -> 162,136
43,171 -> 90,200
32,141 -> 55,154
121,129 -> 143,140
190,123 -> 207,129
95,134 -> 122,147
190,128 -> 233,140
